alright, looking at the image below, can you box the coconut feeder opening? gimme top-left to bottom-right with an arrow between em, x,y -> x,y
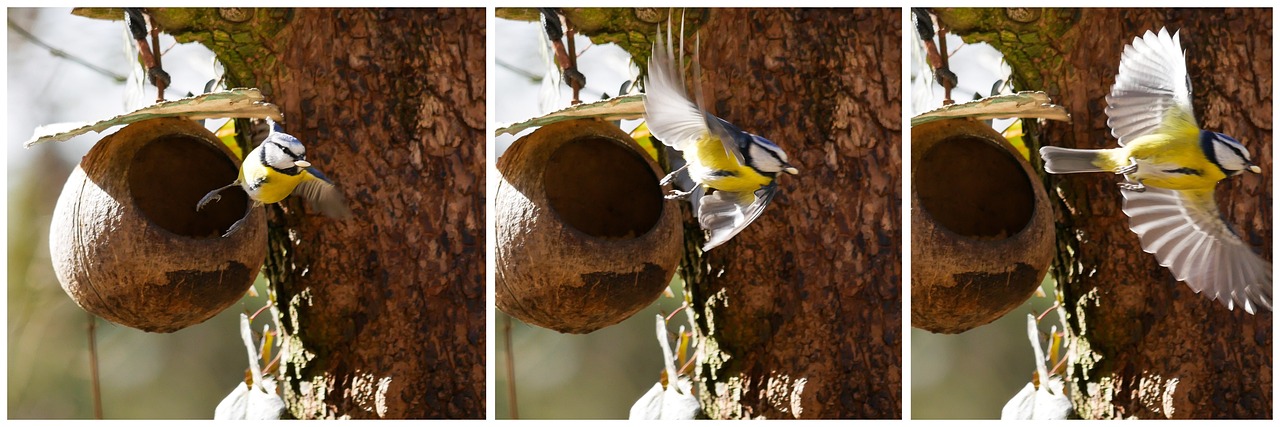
496,119 -> 683,334
911,118 -> 1054,334
49,117 -> 267,333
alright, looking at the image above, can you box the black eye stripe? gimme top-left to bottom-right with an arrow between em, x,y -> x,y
1220,139 -> 1248,162
268,141 -> 304,160
739,141 -> 788,176
765,146 -> 785,164
751,142 -> 786,165
262,142 -> 305,176
1201,132 -> 1248,174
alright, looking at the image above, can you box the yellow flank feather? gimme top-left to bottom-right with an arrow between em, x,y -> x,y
1100,115 -> 1225,191
215,119 -> 244,160
629,122 -> 662,163
688,133 -> 772,193
241,161 -> 309,204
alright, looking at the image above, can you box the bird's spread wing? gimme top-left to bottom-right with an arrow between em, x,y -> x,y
1121,186 -> 1272,313
687,33 -> 745,167
696,182 -> 780,251
295,168 -> 354,220
704,115 -> 750,168
1106,28 -> 1197,145
644,18 -> 709,153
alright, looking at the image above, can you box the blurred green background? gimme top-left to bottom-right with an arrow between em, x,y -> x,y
8,8 -> 276,419
495,279 -> 689,419
910,276 -> 1063,419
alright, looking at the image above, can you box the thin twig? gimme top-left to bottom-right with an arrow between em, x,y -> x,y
1050,348 -> 1069,376
677,346 -> 698,377
86,313 -> 103,419
496,59 -> 543,82
1036,301 -> 1061,323
147,12 -> 165,102
565,27 -> 582,105
249,302 -> 272,322
7,18 -> 127,83
938,27 -> 954,105
664,303 -> 689,323
503,314 -> 518,419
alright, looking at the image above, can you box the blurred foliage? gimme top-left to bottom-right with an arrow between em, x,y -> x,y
628,121 -> 661,164
496,277 -> 690,419
1003,119 -> 1029,160
912,275 -> 1063,419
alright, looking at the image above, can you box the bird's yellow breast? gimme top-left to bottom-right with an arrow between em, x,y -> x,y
1106,131 -> 1227,191
240,161 -> 307,204
686,133 -> 772,193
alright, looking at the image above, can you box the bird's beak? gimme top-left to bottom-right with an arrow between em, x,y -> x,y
295,160 -> 312,168
783,165 -> 799,175
1249,165 -> 1262,174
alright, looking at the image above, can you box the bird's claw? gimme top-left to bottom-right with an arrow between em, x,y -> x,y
1116,158 -> 1139,175
221,217 -> 247,238
660,173 -> 678,187
1118,180 -> 1147,192
660,164 -> 688,187
196,192 -> 221,211
665,189 -> 692,200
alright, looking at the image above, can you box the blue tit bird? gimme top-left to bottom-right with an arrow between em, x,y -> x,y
198,120 -> 353,235
643,18 -> 798,251
1039,28 -> 1270,313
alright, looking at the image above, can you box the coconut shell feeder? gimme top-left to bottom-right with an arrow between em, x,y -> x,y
496,119 -> 683,334
911,94 -> 1067,334
33,89 -> 282,333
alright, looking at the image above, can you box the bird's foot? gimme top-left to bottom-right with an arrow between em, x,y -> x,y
198,182 -> 241,211
665,188 -> 692,200
196,191 -> 222,211
1118,180 -> 1147,192
660,164 -> 689,187
1116,158 -> 1139,175
221,217 -> 248,238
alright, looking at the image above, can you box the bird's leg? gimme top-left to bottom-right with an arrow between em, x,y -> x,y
220,202 -> 262,238
197,181 -> 241,211
1116,157 -> 1139,175
221,218 -> 248,238
660,164 -> 689,187
1118,177 -> 1147,192
665,188 -> 693,200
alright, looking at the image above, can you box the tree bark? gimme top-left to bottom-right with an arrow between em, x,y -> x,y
936,8 -> 1272,419
681,9 -> 902,419
529,7 -> 903,419
99,8 -> 487,419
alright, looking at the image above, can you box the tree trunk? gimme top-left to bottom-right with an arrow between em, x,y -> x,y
683,9 -> 902,419
120,8 -> 486,419
936,8 -> 1272,419
494,7 -> 897,419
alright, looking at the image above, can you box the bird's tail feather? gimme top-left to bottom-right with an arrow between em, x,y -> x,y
1040,146 -> 1107,174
